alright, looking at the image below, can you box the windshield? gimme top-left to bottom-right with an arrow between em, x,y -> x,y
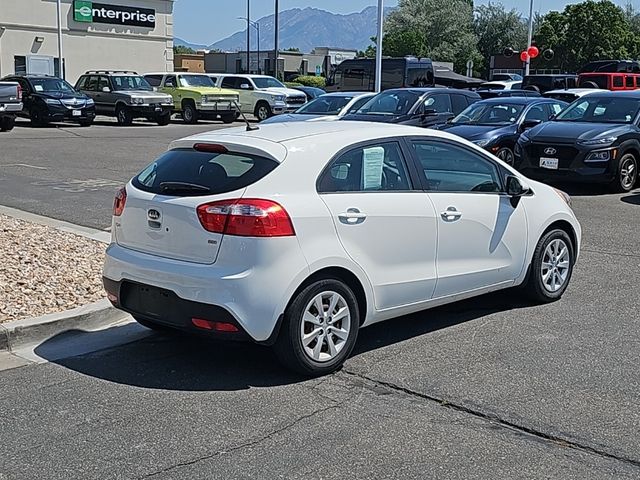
112,75 -> 153,91
179,75 -> 215,88
253,77 -> 286,89
295,95 -> 352,115
355,91 -> 421,116
451,103 -> 525,125
30,78 -> 76,93
555,96 -> 640,123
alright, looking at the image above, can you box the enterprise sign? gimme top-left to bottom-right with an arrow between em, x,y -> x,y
74,1 -> 156,28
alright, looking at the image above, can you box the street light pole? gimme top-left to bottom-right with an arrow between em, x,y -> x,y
56,0 -> 64,78
246,0 -> 250,73
256,22 -> 261,74
375,0 -> 384,92
525,0 -> 534,76
274,0 -> 279,78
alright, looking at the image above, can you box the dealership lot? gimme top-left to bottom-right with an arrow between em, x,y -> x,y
1,120 -> 640,478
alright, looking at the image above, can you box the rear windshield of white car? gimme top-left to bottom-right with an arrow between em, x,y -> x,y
132,149 -> 278,196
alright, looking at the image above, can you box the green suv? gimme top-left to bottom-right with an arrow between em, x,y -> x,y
75,71 -> 174,126
143,72 -> 240,124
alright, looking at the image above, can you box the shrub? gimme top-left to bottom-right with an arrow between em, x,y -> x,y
293,76 -> 327,88
284,82 -> 303,87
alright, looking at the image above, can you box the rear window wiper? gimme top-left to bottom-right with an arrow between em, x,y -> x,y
159,182 -> 211,194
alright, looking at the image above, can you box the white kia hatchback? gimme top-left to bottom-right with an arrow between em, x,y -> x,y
103,122 -> 581,376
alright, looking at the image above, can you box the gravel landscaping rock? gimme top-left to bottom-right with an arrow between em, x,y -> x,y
0,214 -> 106,323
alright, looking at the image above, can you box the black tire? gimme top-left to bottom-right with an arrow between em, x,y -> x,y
78,119 -> 93,127
30,107 -> 46,127
116,104 -> 133,126
156,112 -> 172,126
0,116 -> 15,132
274,278 -> 360,376
495,146 -> 515,165
221,113 -> 235,124
182,101 -> 199,124
254,102 -> 272,122
610,152 -> 638,193
522,229 -> 574,303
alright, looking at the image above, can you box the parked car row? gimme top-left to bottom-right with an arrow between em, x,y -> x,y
0,71 -> 310,129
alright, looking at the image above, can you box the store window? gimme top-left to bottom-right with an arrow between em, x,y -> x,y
14,56 -> 27,75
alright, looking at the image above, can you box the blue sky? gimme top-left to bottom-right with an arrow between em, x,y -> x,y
173,0 -> 639,45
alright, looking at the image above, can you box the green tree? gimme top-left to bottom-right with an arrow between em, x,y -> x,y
173,45 -> 196,55
474,3 -> 528,74
283,47 -> 301,52
534,0 -> 635,72
382,0 -> 481,73
357,37 -> 377,58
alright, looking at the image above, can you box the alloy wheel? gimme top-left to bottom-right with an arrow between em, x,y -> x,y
257,106 -> 269,121
541,239 -> 571,293
496,147 -> 514,165
620,155 -> 637,191
300,291 -> 351,363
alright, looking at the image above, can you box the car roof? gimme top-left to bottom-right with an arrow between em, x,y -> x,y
320,91 -> 375,98
476,96 -> 551,105
387,87 -> 478,96
544,88 -> 601,94
170,121 -> 462,162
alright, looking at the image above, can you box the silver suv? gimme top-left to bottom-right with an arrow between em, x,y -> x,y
75,71 -> 174,126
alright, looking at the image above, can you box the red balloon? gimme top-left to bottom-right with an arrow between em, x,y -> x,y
520,51 -> 530,62
527,46 -> 539,59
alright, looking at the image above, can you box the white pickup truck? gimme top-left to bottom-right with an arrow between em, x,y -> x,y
0,81 -> 23,131
211,74 -> 307,121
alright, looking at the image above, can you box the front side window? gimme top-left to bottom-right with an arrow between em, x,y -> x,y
346,95 -> 373,114
98,76 -> 110,91
75,76 -> 89,90
296,95 -> 352,115
164,75 -> 177,88
523,104 -> 548,122
412,140 -> 502,193
556,96 -> 640,123
318,142 -> 412,193
178,75 -> 214,88
451,102 -> 525,126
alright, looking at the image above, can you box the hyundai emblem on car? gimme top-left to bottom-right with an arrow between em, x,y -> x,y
544,147 -> 557,155
147,209 -> 161,221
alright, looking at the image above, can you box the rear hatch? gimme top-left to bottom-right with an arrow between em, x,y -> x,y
114,144 -> 280,264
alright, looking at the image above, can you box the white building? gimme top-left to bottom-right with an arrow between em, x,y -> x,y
0,0 -> 174,83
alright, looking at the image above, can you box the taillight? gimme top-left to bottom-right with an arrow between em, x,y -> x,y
16,84 -> 22,101
113,186 -> 127,217
196,198 -> 295,237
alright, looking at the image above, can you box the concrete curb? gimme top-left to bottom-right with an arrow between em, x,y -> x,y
0,299 -> 130,353
0,204 -> 110,244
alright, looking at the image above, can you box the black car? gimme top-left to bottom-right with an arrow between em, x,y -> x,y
523,74 -> 578,93
1,74 -> 95,127
341,88 -> 481,128
292,86 -> 326,101
440,97 -> 568,165
514,90 -> 640,192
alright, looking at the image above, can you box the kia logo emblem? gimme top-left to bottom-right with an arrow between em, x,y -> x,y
544,147 -> 557,155
147,209 -> 161,221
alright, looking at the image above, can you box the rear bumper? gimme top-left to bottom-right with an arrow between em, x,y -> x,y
102,238 -> 309,342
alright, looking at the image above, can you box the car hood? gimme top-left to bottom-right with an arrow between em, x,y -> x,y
37,91 -> 89,101
177,87 -> 238,96
439,124 -> 515,141
116,90 -> 172,99
528,121 -> 633,142
260,113 -> 336,124
261,87 -> 307,99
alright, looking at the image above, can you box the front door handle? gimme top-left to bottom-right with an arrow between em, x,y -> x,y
440,207 -> 463,221
338,208 -> 367,224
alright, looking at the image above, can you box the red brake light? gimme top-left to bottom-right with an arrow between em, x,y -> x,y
193,143 -> 228,154
113,186 -> 127,217
196,198 -> 295,237
16,84 -> 22,101
191,318 -> 239,332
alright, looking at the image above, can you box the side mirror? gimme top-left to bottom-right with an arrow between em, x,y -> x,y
520,119 -> 542,131
240,83 -> 252,90
506,175 -> 526,196
102,86 -> 111,93
423,108 -> 437,116
152,86 -> 158,92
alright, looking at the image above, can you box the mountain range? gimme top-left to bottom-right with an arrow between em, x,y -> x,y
175,6 -> 393,54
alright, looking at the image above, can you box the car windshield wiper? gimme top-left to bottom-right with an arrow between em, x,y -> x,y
159,182 -> 211,194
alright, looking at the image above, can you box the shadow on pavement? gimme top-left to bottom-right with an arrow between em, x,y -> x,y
621,192 -> 640,205
35,290 -> 530,392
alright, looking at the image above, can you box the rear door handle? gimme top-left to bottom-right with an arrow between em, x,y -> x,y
440,207 -> 463,221
338,208 -> 367,224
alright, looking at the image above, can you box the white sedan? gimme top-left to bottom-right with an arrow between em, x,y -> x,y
103,122 -> 581,376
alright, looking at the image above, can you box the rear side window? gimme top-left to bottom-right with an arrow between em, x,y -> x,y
613,76 -> 624,88
451,94 -> 469,115
133,149 -> 278,196
626,76 -> 635,88
144,75 -> 163,87
221,77 -> 237,89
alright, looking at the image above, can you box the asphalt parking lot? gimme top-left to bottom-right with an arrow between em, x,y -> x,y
1,118 -> 640,479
